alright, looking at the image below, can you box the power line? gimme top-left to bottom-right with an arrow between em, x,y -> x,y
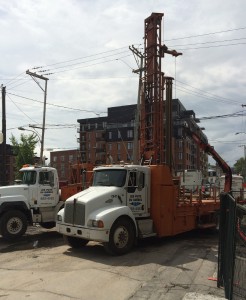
198,111 -> 246,120
37,50 -> 130,74
176,80 -> 245,106
6,94 -> 38,124
42,54 -> 132,76
175,85 -> 244,106
7,92 -> 106,115
166,26 -> 246,41
170,37 -> 246,48
32,45 -> 133,69
176,41 -> 246,51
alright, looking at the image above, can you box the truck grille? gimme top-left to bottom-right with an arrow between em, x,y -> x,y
64,200 -> 85,226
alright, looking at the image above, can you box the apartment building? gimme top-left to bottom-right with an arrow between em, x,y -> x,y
49,101 -> 208,183
77,101 -> 208,175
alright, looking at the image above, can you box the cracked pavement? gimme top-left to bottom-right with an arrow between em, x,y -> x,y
0,227 -> 226,300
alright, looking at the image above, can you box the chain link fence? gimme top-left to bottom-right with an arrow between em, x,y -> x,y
218,192 -> 246,300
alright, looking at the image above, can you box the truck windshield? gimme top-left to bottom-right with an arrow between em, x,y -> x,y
21,171 -> 37,185
93,169 -> 127,187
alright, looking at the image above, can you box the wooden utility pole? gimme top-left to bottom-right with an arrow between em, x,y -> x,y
129,45 -> 144,164
1,86 -> 7,185
26,70 -> 49,165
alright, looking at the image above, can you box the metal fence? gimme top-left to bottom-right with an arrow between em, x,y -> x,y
218,192 -> 246,300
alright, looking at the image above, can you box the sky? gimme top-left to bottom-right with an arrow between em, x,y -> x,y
1,0 -> 246,167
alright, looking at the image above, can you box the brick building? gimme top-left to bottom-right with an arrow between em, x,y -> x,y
49,101 -> 208,183
172,99 -> 208,175
76,101 -> 208,175
50,149 -> 79,183
77,105 -> 136,165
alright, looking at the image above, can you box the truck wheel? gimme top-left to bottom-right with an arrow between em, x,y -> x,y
40,222 -> 56,229
63,235 -> 89,248
104,218 -> 135,255
0,210 -> 28,241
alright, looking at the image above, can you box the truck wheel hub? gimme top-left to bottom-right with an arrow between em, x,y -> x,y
7,217 -> 22,234
114,226 -> 128,248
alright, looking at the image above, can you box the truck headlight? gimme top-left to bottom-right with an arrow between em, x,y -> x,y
87,219 -> 104,228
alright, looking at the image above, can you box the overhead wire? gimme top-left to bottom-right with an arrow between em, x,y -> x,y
32,45 -> 134,69
169,37 -> 246,48
6,94 -> 39,124
165,26 -> 246,41
7,92 -> 107,115
175,80 -> 245,106
41,54 -> 133,75
37,50 -> 130,73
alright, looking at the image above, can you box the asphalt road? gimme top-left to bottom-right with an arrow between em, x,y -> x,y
0,226 -> 226,300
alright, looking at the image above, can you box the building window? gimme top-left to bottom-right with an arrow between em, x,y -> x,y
117,154 -> 121,161
127,153 -> 132,161
178,140 -> 182,149
117,143 -> 121,151
95,123 -> 97,129
178,152 -> 183,160
118,130 -> 121,139
127,130 -> 133,138
88,124 -> 90,130
109,132 -> 112,139
103,122 -> 107,128
108,143 -> 112,151
61,170 -> 65,178
69,155 -> 74,162
61,156 -> 65,162
88,133 -> 91,141
53,156 -> 57,162
127,142 -> 133,150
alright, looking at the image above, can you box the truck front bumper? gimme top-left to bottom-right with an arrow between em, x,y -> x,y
56,223 -> 110,243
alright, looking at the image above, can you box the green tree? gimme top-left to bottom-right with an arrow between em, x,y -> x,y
10,133 -> 39,178
233,157 -> 246,180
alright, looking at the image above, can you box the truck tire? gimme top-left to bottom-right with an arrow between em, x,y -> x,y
104,218 -> 135,255
0,210 -> 28,241
63,235 -> 89,248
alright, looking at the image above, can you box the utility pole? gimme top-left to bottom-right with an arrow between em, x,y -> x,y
26,70 -> 49,165
1,85 -> 7,185
129,45 -> 144,164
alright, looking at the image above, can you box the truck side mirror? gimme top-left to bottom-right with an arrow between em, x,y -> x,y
137,172 -> 144,191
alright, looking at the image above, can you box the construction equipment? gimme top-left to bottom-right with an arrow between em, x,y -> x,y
56,13 -> 232,255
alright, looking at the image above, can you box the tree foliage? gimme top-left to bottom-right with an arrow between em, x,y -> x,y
233,157 -> 246,180
10,133 -> 39,178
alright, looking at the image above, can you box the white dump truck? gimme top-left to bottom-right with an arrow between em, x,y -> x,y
0,164 -> 64,240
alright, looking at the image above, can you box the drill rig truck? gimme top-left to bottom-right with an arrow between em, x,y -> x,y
56,12 -> 232,255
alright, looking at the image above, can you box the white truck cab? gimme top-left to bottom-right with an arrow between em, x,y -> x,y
56,164 -> 152,255
0,165 -> 64,240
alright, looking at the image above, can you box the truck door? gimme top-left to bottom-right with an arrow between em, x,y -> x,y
37,171 -> 58,207
127,170 -> 148,216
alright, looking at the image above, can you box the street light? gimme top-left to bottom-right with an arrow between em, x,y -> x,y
18,127 -> 43,164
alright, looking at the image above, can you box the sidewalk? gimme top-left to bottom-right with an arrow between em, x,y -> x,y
183,292 -> 226,300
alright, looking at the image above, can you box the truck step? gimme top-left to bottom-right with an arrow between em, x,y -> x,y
198,223 -> 217,229
137,219 -> 155,236
140,232 -> 157,238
